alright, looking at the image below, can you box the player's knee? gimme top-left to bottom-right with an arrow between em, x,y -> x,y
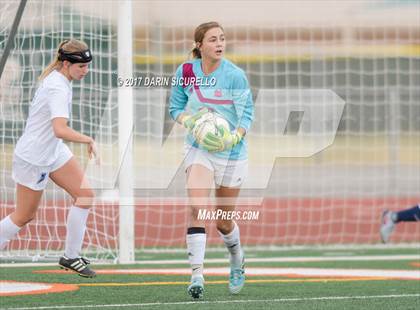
216,220 -> 234,235
73,188 -> 95,209
13,213 -> 36,227
190,206 -> 201,220
84,188 -> 95,199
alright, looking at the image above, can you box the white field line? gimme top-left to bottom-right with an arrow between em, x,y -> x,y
140,243 -> 420,253
66,267 -> 419,280
4,294 -> 420,310
131,255 -> 420,265
0,282 -> 52,294
1,254 -> 419,268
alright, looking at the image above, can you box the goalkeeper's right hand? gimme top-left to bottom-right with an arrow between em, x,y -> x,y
179,107 -> 209,132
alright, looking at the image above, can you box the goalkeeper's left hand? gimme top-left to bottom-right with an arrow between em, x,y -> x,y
179,107 -> 209,132
201,126 -> 243,153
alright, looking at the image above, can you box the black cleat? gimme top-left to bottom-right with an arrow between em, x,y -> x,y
59,256 -> 96,278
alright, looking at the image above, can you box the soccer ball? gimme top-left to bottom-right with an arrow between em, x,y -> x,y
192,112 -> 230,145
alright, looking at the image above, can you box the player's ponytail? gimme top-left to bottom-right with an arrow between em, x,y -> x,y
191,21 -> 224,59
38,39 -> 89,80
191,43 -> 201,59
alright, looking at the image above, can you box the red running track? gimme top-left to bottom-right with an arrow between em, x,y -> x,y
1,196 -> 419,250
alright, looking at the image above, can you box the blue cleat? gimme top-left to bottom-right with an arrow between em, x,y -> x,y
187,275 -> 204,299
229,259 -> 245,294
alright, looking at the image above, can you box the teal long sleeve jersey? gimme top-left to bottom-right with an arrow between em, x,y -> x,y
169,58 -> 254,160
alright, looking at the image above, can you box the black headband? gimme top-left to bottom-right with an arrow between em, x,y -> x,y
58,48 -> 92,63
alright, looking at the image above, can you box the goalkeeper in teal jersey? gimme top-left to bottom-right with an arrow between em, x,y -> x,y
169,22 -> 254,299
169,52 -> 253,160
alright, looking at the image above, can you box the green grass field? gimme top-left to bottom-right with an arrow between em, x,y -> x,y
1,247 -> 419,310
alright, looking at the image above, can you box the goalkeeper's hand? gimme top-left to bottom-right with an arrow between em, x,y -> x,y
179,107 -> 209,132
201,126 -> 243,153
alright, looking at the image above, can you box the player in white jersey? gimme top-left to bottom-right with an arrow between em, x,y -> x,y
0,39 -> 97,277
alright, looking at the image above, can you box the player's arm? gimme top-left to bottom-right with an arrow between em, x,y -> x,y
52,117 -> 91,143
52,118 -> 97,159
201,73 -> 253,152
169,65 -> 209,131
234,71 -> 254,134
169,66 -> 188,124
47,86 -> 97,159
218,72 -> 253,148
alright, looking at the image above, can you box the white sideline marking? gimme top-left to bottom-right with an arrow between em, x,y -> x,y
0,282 -> 51,294
135,255 -> 420,265
1,254 -> 419,268
141,243 -> 420,253
5,294 -> 420,309
84,267 -> 420,280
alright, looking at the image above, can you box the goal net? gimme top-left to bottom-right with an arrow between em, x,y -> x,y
131,1 -> 420,248
0,0 -> 119,261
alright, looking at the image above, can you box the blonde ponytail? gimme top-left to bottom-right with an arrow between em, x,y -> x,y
38,39 -> 89,80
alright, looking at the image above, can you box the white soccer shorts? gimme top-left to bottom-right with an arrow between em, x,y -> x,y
12,143 -> 73,191
184,145 -> 248,188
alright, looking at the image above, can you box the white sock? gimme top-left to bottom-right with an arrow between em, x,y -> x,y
218,222 -> 243,268
65,206 -> 90,259
186,227 -> 206,278
0,215 -> 22,250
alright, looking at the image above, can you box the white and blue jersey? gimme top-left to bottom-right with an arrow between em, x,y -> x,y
15,70 -> 72,166
169,58 -> 254,160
